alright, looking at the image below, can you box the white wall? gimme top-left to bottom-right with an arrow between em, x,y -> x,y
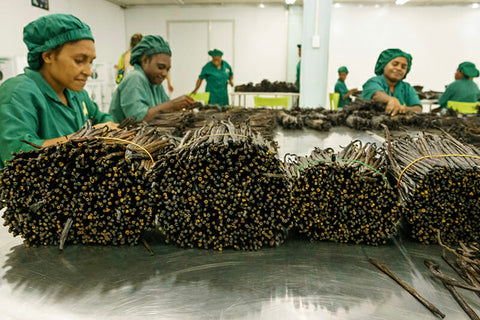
0,0 -> 125,71
125,5 -> 288,97
328,5 -> 480,96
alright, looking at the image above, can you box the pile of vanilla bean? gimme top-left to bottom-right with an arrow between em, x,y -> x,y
386,131 -> 480,244
286,140 -> 401,245
0,121 -> 176,248
148,121 -> 291,251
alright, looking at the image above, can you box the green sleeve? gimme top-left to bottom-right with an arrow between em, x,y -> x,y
226,61 -> 233,77
0,91 -> 44,168
335,81 -> 348,99
405,84 -> 422,107
361,76 -> 384,100
83,92 -> 113,124
438,83 -> 455,109
199,63 -> 209,80
118,74 -> 151,121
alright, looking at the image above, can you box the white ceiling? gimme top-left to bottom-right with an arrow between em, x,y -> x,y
105,0 -> 480,7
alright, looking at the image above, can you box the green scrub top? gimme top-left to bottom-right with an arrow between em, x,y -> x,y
0,67 -> 112,169
199,61 -> 233,106
362,75 -> 422,107
438,78 -> 480,109
296,60 -> 301,90
335,79 -> 352,108
109,64 -> 170,123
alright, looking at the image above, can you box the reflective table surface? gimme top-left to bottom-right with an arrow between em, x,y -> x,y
1,127 -> 478,319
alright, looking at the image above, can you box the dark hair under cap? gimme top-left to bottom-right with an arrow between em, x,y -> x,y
23,14 -> 94,70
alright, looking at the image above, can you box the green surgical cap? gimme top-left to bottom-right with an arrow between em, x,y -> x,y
130,35 -> 172,66
23,14 -> 94,70
208,49 -> 223,57
338,66 -> 349,74
374,48 -> 412,77
458,61 -> 479,78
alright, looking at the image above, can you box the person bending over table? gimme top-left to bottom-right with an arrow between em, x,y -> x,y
0,14 -> 116,169
361,48 -> 422,116
109,35 -> 194,123
335,66 -> 357,108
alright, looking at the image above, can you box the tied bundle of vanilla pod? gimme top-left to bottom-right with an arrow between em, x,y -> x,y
286,140 -> 401,245
149,121 -> 291,251
0,121 -> 176,247
386,131 -> 480,244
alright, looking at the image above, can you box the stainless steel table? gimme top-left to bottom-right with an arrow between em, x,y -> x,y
1,127 -> 479,320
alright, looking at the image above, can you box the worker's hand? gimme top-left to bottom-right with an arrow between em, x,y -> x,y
168,83 -> 174,92
164,95 -> 195,112
93,121 -> 119,130
348,88 -> 358,94
385,97 -> 405,116
229,80 -> 234,87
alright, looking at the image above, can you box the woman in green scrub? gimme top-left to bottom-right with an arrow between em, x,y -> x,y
296,44 -> 301,91
335,66 -> 357,108
191,49 -> 234,107
109,35 -> 194,123
362,48 -> 422,116
0,14 -> 115,169
437,62 -> 480,110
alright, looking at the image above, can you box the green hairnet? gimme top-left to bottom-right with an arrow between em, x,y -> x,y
208,49 -> 223,57
130,35 -> 172,66
374,48 -> 412,77
458,61 -> 479,78
23,14 -> 94,70
338,66 -> 349,74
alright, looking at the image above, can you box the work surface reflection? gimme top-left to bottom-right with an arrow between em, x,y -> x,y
1,223 -> 479,320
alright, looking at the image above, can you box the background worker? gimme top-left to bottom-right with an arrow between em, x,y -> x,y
191,49 -> 233,107
362,48 -> 422,116
296,44 -> 301,91
335,66 -> 357,108
437,61 -> 480,110
116,33 -> 143,84
109,35 -> 194,123
0,14 -> 115,169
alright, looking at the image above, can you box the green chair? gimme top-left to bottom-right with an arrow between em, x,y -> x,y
254,96 -> 289,109
329,92 -> 340,110
188,92 -> 210,104
447,100 -> 479,114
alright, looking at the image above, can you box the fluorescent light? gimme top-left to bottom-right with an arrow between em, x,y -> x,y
259,3 -> 265,8
472,3 -> 479,8
285,0 -> 296,4
334,3 -> 341,8
374,4 -> 380,8
395,0 -> 409,5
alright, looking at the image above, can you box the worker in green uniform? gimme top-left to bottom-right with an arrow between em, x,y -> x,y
362,48 -> 422,116
335,66 -> 357,108
0,14 -> 115,169
109,35 -> 194,123
437,62 -> 480,110
192,49 -> 234,107
296,44 -> 301,91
